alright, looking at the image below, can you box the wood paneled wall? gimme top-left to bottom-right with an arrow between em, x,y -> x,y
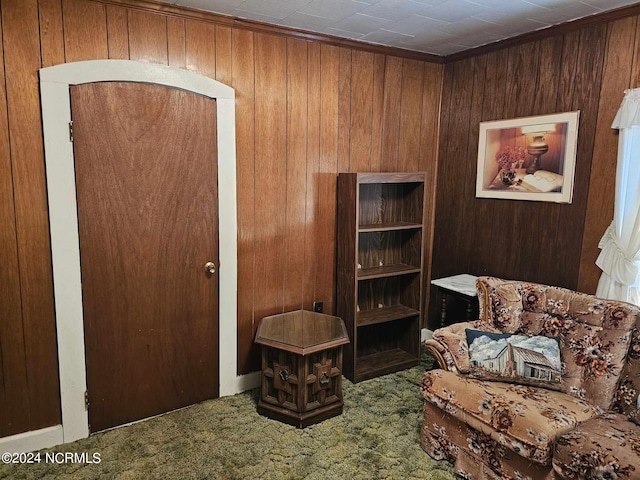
430,14 -> 640,329
0,0 -> 442,437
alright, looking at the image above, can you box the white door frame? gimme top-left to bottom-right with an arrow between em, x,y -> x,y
35,60 -> 253,447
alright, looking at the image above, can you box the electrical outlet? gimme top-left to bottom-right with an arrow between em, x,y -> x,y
313,301 -> 323,313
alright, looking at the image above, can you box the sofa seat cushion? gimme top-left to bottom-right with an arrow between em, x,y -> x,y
421,370 -> 599,465
553,413 -> 640,479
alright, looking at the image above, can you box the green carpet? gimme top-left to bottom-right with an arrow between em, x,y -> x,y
1,355 -> 455,480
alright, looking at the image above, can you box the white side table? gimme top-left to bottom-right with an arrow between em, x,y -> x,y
431,274 -> 479,328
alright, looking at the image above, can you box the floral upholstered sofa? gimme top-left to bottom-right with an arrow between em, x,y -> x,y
421,276 -> 640,480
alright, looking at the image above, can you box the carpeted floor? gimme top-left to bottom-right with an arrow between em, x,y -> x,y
1,353 -> 455,480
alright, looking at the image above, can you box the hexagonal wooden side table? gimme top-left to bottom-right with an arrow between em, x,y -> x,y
254,310 -> 350,428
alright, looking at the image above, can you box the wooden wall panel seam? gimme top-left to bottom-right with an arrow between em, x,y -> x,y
38,0 -> 66,66
2,0 -> 61,432
315,44 -> 340,317
418,61 -> 428,168
283,38 -> 308,311
0,4 -> 32,435
366,53 -> 374,172
630,15 -> 640,88
232,26 -> 258,374
338,48 -> 352,173
106,5 -> 130,59
369,54 -> 385,173
303,42 -> 319,309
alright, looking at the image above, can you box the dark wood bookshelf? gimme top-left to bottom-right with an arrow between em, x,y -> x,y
358,222 -> 423,232
354,349 -> 418,383
357,304 -> 420,328
337,172 -> 425,382
358,264 -> 422,280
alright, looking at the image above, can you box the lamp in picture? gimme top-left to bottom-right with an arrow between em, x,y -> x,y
522,124 -> 556,174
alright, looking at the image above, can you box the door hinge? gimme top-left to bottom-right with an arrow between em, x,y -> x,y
84,390 -> 89,410
69,121 -> 74,142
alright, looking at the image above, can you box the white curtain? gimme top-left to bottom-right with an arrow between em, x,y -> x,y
596,88 -> 640,304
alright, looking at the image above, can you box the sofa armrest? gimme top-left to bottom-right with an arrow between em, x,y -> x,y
424,339 -> 449,371
425,321 -> 480,373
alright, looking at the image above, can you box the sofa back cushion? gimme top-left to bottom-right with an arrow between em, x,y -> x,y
476,277 -> 638,411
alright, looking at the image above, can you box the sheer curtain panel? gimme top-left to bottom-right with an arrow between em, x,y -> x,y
596,88 -> 640,304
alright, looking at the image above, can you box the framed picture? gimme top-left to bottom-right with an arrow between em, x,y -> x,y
475,111 -> 580,203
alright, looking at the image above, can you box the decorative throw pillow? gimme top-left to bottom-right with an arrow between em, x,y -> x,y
466,329 -> 562,389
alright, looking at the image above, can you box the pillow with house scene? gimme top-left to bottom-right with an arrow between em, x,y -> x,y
465,329 -> 562,389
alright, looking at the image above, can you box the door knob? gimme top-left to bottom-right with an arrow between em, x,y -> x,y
204,262 -> 216,275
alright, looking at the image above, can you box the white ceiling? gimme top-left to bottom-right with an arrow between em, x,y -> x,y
157,0 -> 638,56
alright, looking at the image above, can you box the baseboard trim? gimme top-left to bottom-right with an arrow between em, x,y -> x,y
0,425 -> 64,454
1,371 -> 261,454
221,371 -> 261,396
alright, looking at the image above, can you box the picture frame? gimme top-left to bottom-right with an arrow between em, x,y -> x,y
475,111 -> 580,203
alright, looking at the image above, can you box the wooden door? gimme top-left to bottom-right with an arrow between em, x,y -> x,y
70,82 -> 219,433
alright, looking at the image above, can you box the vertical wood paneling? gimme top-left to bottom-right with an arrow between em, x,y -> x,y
470,49 -> 508,280
419,63 -> 443,170
167,17 -> 185,68
253,32 -> 287,329
185,20 -> 215,78
436,59 -> 475,267
1,0 -> 444,401
579,17 -> 638,293
62,0 -> 108,62
523,37 -> 563,284
420,62 -> 443,317
284,38 -> 308,311
2,0 -> 60,431
380,56 -> 403,171
349,50 -> 374,172
232,28 -> 257,374
0,5 -> 30,437
554,26 -> 606,287
370,54 -> 386,173
128,9 -> 167,64
303,42 -> 321,311
498,44 -> 541,282
555,31 -> 580,113
215,26 -> 231,84
4,0 -> 636,424
428,62 -> 455,325
432,20 -> 619,330
338,48 -> 352,173
106,5 -> 129,60
316,45 -> 340,315
398,59 -> 425,171
457,56 -> 487,272
505,44 -> 539,117
631,19 -> 640,88
38,0 -> 65,67
533,36 -> 564,115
